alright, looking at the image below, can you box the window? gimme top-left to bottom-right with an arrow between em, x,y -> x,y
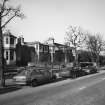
44,46 -> 48,51
39,44 -> 42,50
10,37 -> 14,44
6,37 -> 9,44
31,69 -> 40,75
10,50 -> 14,60
6,51 -> 8,60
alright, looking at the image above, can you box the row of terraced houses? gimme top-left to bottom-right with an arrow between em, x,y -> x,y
3,31 -> 74,66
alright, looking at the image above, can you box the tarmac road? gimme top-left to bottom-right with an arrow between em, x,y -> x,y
0,71 -> 105,105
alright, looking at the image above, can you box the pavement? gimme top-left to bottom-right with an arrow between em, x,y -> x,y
0,69 -> 105,94
0,79 -> 21,94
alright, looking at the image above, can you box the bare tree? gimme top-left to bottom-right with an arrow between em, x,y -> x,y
0,0 -> 25,86
86,33 -> 105,66
65,26 -> 86,66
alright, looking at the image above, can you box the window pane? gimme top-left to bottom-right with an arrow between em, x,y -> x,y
6,51 -> 8,60
6,38 -> 8,44
10,51 -> 14,60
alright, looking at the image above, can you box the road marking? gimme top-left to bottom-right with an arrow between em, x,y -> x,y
102,78 -> 105,80
79,86 -> 86,90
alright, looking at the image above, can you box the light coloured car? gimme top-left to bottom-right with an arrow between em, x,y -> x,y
52,69 -> 62,79
13,68 -> 56,87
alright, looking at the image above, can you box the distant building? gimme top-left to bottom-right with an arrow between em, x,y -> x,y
100,51 -> 105,56
45,37 -> 74,63
3,32 -> 17,65
3,34 -> 74,66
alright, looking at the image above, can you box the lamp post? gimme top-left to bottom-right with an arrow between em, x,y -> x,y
49,37 -> 55,76
51,46 -> 54,68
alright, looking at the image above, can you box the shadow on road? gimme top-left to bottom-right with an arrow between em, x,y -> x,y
35,78 -> 68,87
0,85 -> 22,94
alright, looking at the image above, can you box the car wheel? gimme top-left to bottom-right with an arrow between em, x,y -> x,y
31,80 -> 37,87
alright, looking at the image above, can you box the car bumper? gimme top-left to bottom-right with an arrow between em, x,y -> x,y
13,79 -> 27,85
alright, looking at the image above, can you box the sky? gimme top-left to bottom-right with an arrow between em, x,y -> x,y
8,0 -> 105,43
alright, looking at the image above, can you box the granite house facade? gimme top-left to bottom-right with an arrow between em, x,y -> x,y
3,33 -> 73,66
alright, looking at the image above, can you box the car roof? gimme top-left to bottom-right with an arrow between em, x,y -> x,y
80,62 -> 93,63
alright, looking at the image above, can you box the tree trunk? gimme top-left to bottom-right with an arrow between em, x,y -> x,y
64,50 -> 67,64
0,13 -> 5,87
96,53 -> 100,67
74,49 -> 78,66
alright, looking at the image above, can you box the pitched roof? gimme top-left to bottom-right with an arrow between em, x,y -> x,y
3,32 -> 17,38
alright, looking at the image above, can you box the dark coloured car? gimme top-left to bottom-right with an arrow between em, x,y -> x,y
79,62 -> 98,75
13,68 -> 56,87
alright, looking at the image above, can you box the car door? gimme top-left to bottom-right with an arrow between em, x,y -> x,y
31,69 -> 45,83
40,70 -> 51,82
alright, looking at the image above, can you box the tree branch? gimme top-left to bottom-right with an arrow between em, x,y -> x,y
1,8 -> 11,17
1,14 -> 16,28
1,0 -> 9,14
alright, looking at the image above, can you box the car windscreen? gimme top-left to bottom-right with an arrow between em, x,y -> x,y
17,70 -> 27,76
80,63 -> 93,67
31,69 -> 41,74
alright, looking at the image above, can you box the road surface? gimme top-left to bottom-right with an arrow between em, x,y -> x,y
0,71 -> 105,105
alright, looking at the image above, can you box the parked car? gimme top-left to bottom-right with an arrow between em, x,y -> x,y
59,69 -> 71,78
79,62 -> 98,75
52,69 -> 62,79
70,66 -> 83,78
13,68 -> 56,87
